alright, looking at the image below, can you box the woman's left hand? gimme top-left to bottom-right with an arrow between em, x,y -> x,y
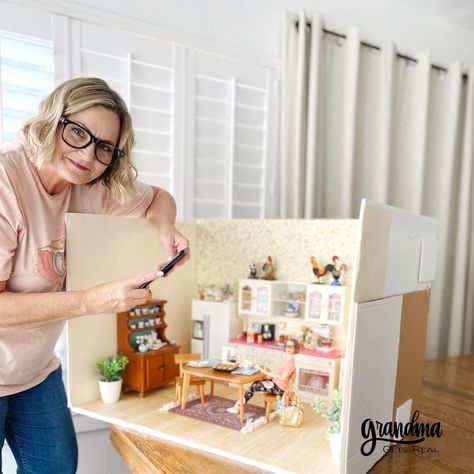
159,223 -> 190,266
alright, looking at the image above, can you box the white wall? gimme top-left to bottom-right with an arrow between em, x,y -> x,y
21,0 -> 474,69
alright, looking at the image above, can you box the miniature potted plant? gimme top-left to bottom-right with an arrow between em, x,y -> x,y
312,389 -> 342,460
96,354 -> 129,403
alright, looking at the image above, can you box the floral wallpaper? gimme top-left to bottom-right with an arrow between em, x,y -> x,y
195,219 -> 358,294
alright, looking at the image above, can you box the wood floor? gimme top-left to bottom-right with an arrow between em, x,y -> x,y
371,356 -> 474,473
76,383 -> 338,474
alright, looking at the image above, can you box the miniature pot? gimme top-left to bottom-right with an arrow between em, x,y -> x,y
98,379 -> 122,403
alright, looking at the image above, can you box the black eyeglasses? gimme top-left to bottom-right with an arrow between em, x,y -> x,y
59,117 -> 124,166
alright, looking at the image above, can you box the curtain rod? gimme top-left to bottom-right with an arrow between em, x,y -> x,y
296,20 -> 468,80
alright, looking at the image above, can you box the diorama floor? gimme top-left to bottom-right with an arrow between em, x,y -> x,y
75,383 -> 338,473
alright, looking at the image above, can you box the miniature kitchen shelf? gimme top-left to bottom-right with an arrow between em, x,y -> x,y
238,279 -> 349,325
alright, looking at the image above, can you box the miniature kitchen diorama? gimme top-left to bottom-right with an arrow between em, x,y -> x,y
64,201 -> 437,474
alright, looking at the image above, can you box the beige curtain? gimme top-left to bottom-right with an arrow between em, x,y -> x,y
280,10 -> 474,358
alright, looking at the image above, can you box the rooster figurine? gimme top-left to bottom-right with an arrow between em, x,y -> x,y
260,256 -> 276,280
310,256 -> 335,283
329,256 -> 347,286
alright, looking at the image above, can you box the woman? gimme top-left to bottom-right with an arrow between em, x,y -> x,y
0,77 -> 189,473
227,338 -> 299,413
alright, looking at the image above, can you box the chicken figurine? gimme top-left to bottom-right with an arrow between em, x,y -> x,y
248,262 -> 258,279
310,256 -> 334,283
329,256 -> 347,286
260,256 -> 276,280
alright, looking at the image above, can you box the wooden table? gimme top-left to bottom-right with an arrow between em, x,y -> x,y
181,366 -> 266,424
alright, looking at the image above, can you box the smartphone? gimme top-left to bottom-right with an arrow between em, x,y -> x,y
138,248 -> 189,289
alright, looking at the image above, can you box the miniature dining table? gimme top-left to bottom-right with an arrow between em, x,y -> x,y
180,366 -> 266,424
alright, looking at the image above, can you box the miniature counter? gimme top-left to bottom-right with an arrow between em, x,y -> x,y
228,338 -> 342,359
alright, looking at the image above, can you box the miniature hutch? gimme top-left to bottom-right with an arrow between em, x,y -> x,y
117,299 -> 180,396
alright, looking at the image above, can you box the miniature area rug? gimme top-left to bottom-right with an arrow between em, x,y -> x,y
160,395 -> 276,433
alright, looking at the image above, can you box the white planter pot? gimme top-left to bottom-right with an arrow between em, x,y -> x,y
329,433 -> 341,462
98,379 -> 123,403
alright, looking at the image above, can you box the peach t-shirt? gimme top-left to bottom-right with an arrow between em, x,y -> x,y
0,142 -> 153,396
273,355 -> 296,391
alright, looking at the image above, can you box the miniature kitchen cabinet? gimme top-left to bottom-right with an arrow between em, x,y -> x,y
238,279 -> 349,325
305,285 -> 349,326
117,300 -> 180,397
238,279 -> 274,317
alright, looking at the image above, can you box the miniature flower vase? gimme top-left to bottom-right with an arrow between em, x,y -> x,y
329,433 -> 341,462
98,379 -> 122,403
138,343 -> 148,353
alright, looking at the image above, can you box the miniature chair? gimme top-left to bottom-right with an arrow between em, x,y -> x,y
263,372 -> 296,421
174,353 -> 207,404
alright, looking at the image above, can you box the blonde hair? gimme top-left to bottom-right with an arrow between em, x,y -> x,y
21,77 -> 137,204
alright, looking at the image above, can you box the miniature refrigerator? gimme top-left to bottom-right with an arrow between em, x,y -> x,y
191,299 -> 240,360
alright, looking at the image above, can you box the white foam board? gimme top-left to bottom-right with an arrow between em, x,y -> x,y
343,296 -> 403,474
353,200 -> 438,302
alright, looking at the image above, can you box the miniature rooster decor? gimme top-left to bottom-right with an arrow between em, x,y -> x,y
329,256 -> 347,286
310,255 -> 347,285
310,257 -> 334,283
260,256 -> 276,280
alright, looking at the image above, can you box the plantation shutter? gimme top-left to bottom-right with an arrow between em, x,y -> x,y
70,20 -> 178,193
189,50 -> 277,219
0,31 -> 54,144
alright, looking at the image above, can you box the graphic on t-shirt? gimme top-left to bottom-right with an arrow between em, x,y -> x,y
34,238 -> 66,291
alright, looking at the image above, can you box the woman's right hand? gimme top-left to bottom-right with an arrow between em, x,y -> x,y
84,271 -> 164,314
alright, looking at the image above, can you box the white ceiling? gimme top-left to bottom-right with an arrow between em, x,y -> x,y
398,0 -> 474,32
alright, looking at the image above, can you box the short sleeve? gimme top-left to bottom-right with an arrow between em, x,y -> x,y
0,182 -> 20,281
101,181 -> 154,217
69,181 -> 154,218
